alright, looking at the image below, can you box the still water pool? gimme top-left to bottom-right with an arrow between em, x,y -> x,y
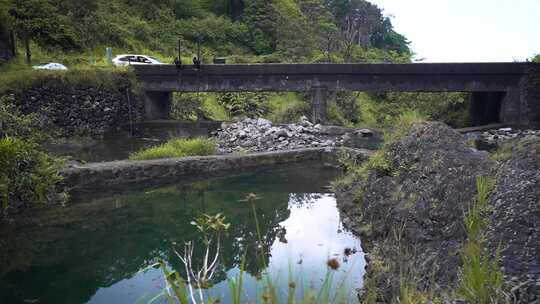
0,164 -> 365,303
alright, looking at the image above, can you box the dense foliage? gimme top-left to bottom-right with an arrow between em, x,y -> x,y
0,0 -> 410,64
1,0 -> 473,131
0,95 -> 65,213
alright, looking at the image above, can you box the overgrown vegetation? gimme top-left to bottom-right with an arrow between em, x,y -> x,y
0,95 -> 65,213
333,110 -> 425,190
0,67 -> 136,96
0,0 -> 410,65
0,137 -> 64,210
0,0 -> 475,129
129,137 -> 216,160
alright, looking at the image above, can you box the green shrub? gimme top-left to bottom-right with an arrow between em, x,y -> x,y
202,95 -> 230,121
356,92 -> 469,129
171,93 -> 209,122
0,94 -> 51,141
129,138 -> 216,160
217,92 -> 270,118
265,93 -> 308,123
0,137 -> 64,211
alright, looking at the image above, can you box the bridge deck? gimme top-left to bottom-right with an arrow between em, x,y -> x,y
133,62 -> 532,93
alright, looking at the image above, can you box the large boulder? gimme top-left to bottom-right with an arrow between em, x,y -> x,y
487,137 -> 540,302
336,122 -> 494,301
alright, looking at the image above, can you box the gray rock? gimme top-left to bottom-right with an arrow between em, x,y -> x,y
335,122 -> 494,302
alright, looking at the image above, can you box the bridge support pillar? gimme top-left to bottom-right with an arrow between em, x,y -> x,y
144,91 -> 172,120
521,65 -> 540,128
310,86 -> 327,123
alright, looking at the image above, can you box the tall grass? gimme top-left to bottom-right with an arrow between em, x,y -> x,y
129,138 -> 216,160
459,176 -> 506,304
386,111 -> 425,142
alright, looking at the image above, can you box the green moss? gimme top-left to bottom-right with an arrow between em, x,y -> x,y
129,138 -> 216,160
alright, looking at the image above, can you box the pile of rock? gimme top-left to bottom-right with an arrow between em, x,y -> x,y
469,127 -> 540,150
213,116 -> 374,153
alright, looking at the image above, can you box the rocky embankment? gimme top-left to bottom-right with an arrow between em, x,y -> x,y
213,116 -> 377,153
336,122 -> 494,301
468,127 -> 540,151
487,137 -> 540,302
335,122 -> 540,302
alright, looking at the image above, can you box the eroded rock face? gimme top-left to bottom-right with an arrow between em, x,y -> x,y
336,122 -> 494,301
487,137 -> 540,303
213,116 -> 376,153
337,122 -> 540,302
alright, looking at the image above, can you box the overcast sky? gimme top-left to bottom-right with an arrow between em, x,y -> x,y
368,0 -> 540,62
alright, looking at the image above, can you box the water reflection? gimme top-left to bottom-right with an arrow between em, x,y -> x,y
0,165 -> 364,303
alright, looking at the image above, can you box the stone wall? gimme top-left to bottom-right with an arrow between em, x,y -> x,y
3,70 -> 144,138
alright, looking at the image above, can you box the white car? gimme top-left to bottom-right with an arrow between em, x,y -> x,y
112,54 -> 163,67
32,62 -> 68,70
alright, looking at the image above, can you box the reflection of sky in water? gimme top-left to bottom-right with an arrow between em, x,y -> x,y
88,194 -> 364,303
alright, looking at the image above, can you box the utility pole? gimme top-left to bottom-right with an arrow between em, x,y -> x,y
197,35 -> 202,64
177,38 -> 181,62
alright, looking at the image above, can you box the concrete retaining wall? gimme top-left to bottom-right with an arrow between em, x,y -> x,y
62,147 -> 372,193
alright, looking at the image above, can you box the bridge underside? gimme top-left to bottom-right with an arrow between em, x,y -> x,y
134,63 -> 540,127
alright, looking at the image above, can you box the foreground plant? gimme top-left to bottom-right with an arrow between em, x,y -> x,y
459,176 -> 507,304
147,193 -> 356,303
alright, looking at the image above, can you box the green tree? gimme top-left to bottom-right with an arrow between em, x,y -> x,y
272,0 -> 316,60
242,0 -> 277,54
370,16 -> 410,53
7,0 -> 78,64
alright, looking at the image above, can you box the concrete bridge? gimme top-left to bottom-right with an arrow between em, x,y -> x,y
133,63 -> 540,128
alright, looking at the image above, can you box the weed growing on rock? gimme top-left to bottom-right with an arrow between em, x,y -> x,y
490,144 -> 513,163
129,138 -> 216,160
333,111 -> 424,191
459,176 -> 507,304
386,111 -> 426,143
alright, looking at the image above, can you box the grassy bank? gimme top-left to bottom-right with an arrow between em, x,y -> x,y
129,138 -> 216,160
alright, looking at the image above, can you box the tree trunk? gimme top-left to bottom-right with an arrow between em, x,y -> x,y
229,0 -> 244,21
9,30 -> 16,57
24,35 -> 31,65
